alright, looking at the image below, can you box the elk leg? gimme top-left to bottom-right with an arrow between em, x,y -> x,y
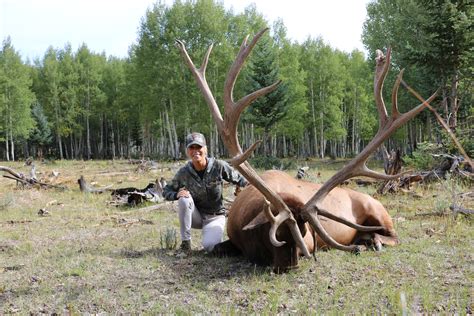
353,233 -> 378,251
354,232 -> 398,251
373,233 -> 399,247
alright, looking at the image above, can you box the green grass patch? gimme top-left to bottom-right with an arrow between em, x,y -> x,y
0,160 -> 472,314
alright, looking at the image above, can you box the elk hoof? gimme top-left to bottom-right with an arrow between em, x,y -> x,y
352,246 -> 363,255
374,240 -> 383,251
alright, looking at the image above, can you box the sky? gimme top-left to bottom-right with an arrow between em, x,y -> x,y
1,0 -> 371,61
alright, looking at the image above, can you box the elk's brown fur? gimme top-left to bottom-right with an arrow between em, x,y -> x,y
214,170 -> 398,272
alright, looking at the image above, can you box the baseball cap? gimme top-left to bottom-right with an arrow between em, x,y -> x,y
186,132 -> 207,148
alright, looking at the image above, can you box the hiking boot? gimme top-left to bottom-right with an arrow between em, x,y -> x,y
179,240 -> 191,251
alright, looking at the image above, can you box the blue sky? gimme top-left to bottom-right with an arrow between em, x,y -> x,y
1,0 -> 371,61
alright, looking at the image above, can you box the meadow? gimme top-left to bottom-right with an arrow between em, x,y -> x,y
0,159 -> 472,314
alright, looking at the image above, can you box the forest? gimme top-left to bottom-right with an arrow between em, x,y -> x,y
0,0 -> 472,161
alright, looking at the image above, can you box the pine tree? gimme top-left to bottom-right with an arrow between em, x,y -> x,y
30,102 -> 52,159
244,35 -> 289,155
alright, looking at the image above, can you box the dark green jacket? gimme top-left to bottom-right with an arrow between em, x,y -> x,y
163,157 -> 247,214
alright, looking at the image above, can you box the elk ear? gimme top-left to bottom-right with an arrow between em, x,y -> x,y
243,211 -> 270,230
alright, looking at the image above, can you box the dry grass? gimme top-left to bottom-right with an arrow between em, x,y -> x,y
0,159 -> 472,314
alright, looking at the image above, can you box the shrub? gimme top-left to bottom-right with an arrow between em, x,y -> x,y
249,156 -> 282,170
249,156 -> 297,170
403,142 -> 443,170
160,227 -> 177,250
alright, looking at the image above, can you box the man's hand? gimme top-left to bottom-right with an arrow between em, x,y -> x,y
177,187 -> 190,198
234,185 -> 242,196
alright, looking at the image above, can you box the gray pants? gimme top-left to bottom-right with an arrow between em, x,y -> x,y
178,196 -> 226,252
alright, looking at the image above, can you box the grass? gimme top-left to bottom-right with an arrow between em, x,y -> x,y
0,159 -> 472,314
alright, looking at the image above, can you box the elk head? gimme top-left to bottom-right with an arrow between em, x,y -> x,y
175,29 -> 438,256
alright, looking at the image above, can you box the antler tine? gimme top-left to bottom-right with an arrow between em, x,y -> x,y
391,89 -> 438,130
358,165 -> 408,181
175,39 -> 224,130
236,161 -> 311,257
223,29 -> 281,148
318,88 -> 438,186
304,81 -> 438,203
401,80 -> 473,169
200,43 -> 214,77
177,30 -> 312,258
224,28 -> 270,111
235,80 -> 281,116
374,48 -> 390,128
317,208 -> 384,232
230,140 -> 262,167
391,69 -> 404,118
264,199 -> 310,253
226,80 -> 282,141
239,34 -> 250,52
295,48 -> 439,252
306,214 -> 360,252
175,40 -> 192,68
263,199 -> 287,247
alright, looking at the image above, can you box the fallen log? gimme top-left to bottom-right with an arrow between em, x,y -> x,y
378,148 -> 403,194
78,175 -> 113,194
450,205 -> 474,216
1,165 -> 66,190
378,154 -> 473,194
110,177 -> 166,206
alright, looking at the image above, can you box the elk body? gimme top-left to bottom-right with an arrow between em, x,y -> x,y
175,28 -> 437,272
215,170 -> 398,271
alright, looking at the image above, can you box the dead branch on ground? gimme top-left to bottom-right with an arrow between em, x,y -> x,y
1,166 -> 66,190
401,80 -> 473,170
378,154 -> 472,194
78,175 -> 113,194
109,178 -> 166,206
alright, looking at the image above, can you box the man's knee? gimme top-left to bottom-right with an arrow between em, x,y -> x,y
178,196 -> 193,211
202,239 -> 220,253
202,218 -> 225,252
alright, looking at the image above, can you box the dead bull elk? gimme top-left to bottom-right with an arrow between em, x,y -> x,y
175,28 -> 437,272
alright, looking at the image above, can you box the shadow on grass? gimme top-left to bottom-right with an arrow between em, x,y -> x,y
118,246 -> 163,258
115,245 -> 270,280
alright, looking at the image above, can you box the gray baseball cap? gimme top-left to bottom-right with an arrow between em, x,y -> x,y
186,132 -> 207,148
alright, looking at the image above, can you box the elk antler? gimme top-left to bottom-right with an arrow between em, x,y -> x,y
176,31 -> 437,255
175,29 -> 311,257
297,48 -> 439,252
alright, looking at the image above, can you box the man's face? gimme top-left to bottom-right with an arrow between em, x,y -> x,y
187,144 -> 207,164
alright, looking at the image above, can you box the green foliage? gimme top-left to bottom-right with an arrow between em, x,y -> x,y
0,37 -> 36,141
244,35 -> 289,133
160,227 -> 178,250
274,21 -> 308,140
249,155 -> 296,170
403,142 -> 443,169
300,40 -> 347,141
29,103 -> 52,147
249,155 -> 281,169
446,105 -> 474,157
442,129 -> 474,158
40,45 -> 76,157
345,51 -> 377,141
362,0 -> 472,129
1,0 -> 471,160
